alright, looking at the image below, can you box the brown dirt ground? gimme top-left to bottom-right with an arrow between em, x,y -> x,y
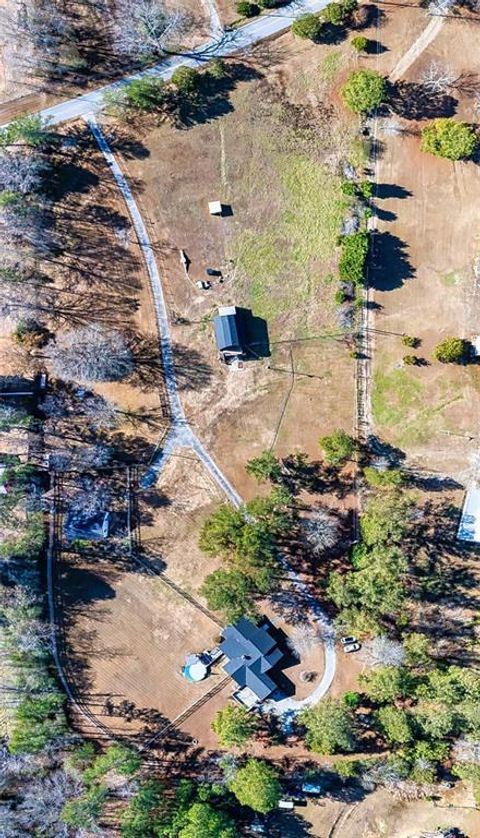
79,0 -> 454,749
112,28 -> 365,498
138,448 -> 226,598
38,124 -> 169,460
215,0 -> 238,26
58,549 -> 223,739
370,14 -> 480,479
269,784 -> 480,838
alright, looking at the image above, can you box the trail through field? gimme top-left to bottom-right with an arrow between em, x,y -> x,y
389,14 -> 447,82
201,0 -> 223,38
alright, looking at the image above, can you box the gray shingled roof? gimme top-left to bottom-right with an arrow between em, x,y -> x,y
220,617 -> 282,701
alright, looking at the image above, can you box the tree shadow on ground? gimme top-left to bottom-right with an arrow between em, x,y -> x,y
375,207 -> 397,222
454,71 -> 480,97
49,163 -> 100,199
376,183 -> 412,200
356,3 -> 387,29
364,435 -> 407,465
269,812 -> 314,837
173,61 -> 262,130
367,39 -> 388,55
109,431 -> 159,464
387,80 -> 458,121
109,133 -> 151,160
129,335 -> 213,392
369,231 -> 415,291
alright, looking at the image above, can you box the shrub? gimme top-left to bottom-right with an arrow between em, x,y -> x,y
351,35 -> 368,52
236,1 -> 260,16
320,429 -> 354,466
291,13 -> 324,40
124,77 -> 166,111
420,118 -> 478,161
258,0 -> 281,6
13,319 -> 50,348
62,785 -> 107,830
363,467 -> 404,489
433,337 -> 468,363
358,180 -> 374,199
209,58 -> 227,79
246,450 -> 282,483
332,759 -> 361,779
341,180 -> 356,196
342,69 -> 386,114
402,355 -> 418,366
402,334 -> 419,348
339,231 -> 369,284
343,691 -> 362,708
83,744 -> 141,784
171,66 -> 201,95
322,2 -> 346,25
335,288 -> 347,305
9,693 -> 66,754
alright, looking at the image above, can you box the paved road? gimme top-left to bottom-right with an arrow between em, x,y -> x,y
32,1 -> 330,126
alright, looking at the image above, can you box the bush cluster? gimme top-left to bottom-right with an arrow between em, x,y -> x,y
339,230 -> 369,284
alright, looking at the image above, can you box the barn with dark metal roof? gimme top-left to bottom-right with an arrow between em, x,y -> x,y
213,306 -> 245,361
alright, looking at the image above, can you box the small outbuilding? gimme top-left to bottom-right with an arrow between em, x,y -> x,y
208,200 -> 223,216
64,510 -> 111,541
214,306 -> 245,362
457,486 -> 480,542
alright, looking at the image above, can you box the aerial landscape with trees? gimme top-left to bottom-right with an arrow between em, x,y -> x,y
1,0 -> 480,836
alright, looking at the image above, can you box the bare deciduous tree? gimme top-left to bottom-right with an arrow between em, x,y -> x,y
15,770 -> 82,833
359,636 -> 406,668
0,148 -> 46,194
452,738 -> 480,764
0,586 -> 51,657
302,507 -> 341,556
421,60 -> 457,93
381,117 -> 406,137
360,757 -> 404,791
287,622 -> 323,660
0,199 -> 57,256
110,0 -> 185,60
0,0 -> 69,80
70,476 -> 112,518
46,327 -> 134,383
49,443 -> 113,472
0,276 -> 57,325
427,0 -> 455,16
41,389 -> 118,429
